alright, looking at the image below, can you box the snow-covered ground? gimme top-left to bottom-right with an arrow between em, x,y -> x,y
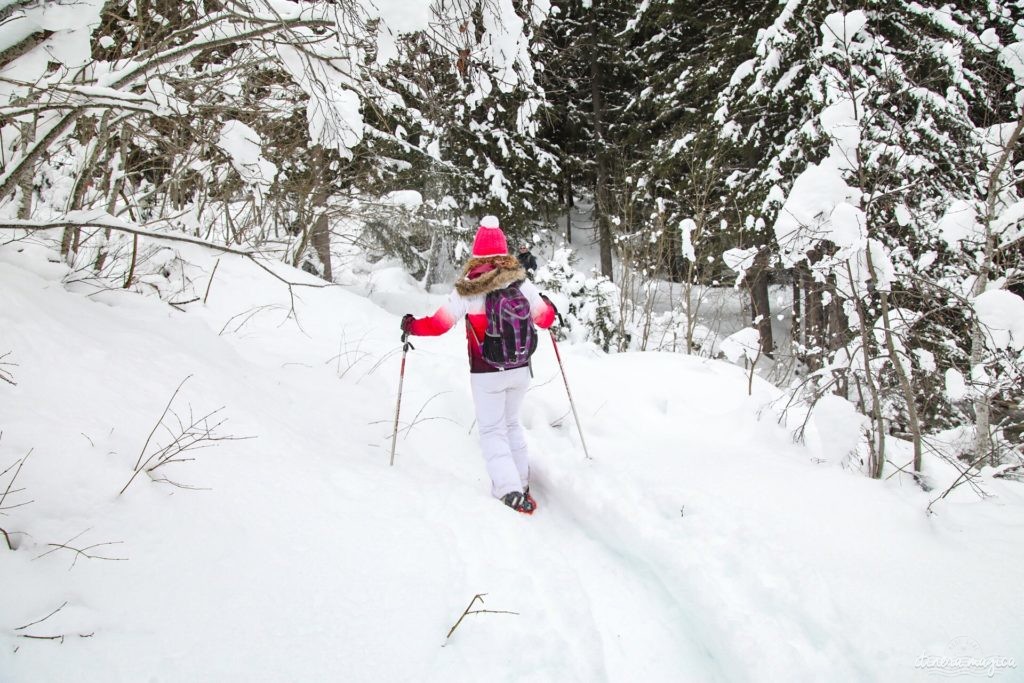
2,238 -> 1022,682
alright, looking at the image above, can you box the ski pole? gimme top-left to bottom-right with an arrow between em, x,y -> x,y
549,328 -> 591,460
389,333 -> 413,467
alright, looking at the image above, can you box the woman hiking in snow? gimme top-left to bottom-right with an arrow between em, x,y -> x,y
400,215 -> 556,514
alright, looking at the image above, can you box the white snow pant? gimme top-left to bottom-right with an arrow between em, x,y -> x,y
470,367 -> 531,498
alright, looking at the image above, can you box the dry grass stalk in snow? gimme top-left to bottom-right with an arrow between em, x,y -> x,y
119,376 -> 248,495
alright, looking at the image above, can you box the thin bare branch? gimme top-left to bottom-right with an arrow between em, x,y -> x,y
0,449 -> 32,514
120,379 -> 248,495
134,377 -> 191,472
14,602 -> 68,632
443,593 -> 519,644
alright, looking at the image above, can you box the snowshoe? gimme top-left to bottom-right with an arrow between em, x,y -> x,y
502,491 -> 536,515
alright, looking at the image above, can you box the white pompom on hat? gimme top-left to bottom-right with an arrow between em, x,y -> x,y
471,215 -> 508,256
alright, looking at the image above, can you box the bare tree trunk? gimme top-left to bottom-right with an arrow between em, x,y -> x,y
749,247 -> 774,356
792,263 -> 805,349
564,171 -> 573,245
95,133 -> 128,273
61,114 -> 110,259
826,278 -> 849,396
298,146 -> 332,281
124,234 -> 139,288
423,227 -> 446,288
972,110 -> 1024,466
826,277 -> 848,353
422,163 -> 451,288
16,117 -> 35,219
310,208 -> 332,281
93,174 -> 123,273
588,17 -> 613,281
847,262 -> 886,478
866,250 -> 923,474
805,278 -> 825,371
680,215 -> 706,356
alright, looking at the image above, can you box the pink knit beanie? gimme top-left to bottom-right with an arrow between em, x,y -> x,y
471,215 -> 508,257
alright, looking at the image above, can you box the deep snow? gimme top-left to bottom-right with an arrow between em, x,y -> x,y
1,239 -> 1022,682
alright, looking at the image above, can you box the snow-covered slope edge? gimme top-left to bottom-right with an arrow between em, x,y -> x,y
1,242 -> 1021,682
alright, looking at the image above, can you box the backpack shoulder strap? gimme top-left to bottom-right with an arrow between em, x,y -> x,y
466,314 -> 482,348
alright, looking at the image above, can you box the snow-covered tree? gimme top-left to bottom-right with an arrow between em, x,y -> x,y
0,0 -> 556,288
362,1 -> 556,285
715,1 -> 1024,477
536,0 -> 640,279
534,248 -> 624,351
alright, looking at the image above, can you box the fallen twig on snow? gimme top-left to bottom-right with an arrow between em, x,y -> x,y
443,593 -> 519,645
12,601 -> 94,643
14,602 -> 69,633
33,528 -> 127,569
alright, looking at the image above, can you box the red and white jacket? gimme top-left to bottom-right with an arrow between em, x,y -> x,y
408,255 -> 555,373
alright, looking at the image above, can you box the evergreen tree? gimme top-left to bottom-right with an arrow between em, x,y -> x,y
536,0 -> 638,279
600,1 -> 779,352
715,0 -> 1023,474
361,2 -> 557,283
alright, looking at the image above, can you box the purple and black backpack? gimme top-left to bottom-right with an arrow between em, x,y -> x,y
481,282 -> 537,369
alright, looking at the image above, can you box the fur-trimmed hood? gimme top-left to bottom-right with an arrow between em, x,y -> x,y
454,255 -> 526,297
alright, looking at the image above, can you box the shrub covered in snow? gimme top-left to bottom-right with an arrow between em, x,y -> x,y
534,248 -> 624,352
633,309 -> 721,356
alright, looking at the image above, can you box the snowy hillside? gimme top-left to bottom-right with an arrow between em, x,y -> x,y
2,243 -> 1022,682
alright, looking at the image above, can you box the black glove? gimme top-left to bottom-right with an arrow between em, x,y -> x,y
400,314 -> 415,335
